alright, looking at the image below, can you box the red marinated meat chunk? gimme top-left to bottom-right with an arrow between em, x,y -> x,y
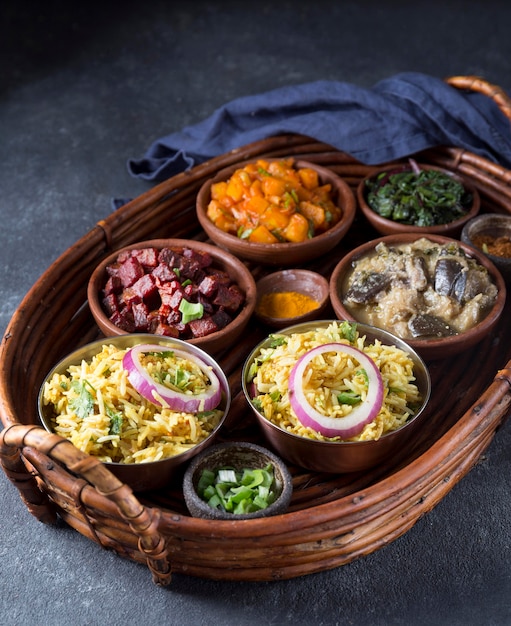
213,284 -> 245,313
166,309 -> 182,326
116,250 -> 132,264
183,282 -> 198,298
206,268 -> 231,285
131,301 -> 151,330
131,273 -> 158,303
189,309 -> 232,337
109,307 -> 136,333
211,308 -> 233,329
103,275 -> 122,296
198,275 -> 218,298
118,256 -> 145,288
152,263 -> 177,284
178,257 -> 203,281
188,316 -> 219,338
102,293 -> 119,316
158,248 -> 203,281
157,247 -> 182,268
159,284 -> 184,310
120,287 -> 141,307
197,293 -> 214,315
131,247 -> 159,269
152,322 -> 180,338
183,247 -> 213,268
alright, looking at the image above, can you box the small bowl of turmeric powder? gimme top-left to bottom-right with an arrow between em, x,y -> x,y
255,269 -> 330,329
461,213 -> 511,283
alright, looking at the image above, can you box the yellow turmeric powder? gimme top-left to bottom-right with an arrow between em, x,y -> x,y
257,291 -> 320,319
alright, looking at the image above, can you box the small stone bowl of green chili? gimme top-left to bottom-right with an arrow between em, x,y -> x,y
183,441 -> 293,520
357,160 -> 480,237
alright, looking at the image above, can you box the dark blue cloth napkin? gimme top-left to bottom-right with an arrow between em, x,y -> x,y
127,72 -> 511,183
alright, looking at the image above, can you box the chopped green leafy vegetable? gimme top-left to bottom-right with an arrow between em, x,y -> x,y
107,408 -> 123,436
365,164 -> 472,227
173,367 -> 192,389
197,463 -> 278,514
269,335 -> 287,348
69,380 -> 95,419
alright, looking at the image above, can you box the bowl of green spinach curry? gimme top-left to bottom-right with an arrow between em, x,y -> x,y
357,159 -> 480,237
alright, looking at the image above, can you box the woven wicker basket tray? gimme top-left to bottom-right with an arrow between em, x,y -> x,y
2,76 -> 511,586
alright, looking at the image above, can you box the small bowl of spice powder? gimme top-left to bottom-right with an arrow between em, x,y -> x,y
462,213 -> 511,283
255,269 -> 330,328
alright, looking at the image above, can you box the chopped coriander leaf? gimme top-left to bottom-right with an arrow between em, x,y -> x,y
251,398 -> 263,412
269,391 -> 281,402
69,380 -> 95,419
174,367 -> 192,389
269,335 -> 287,348
107,408 -> 123,436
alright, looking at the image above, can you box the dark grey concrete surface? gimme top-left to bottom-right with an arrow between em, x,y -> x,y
2,2 -> 511,625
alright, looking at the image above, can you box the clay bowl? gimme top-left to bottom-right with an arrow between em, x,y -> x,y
357,163 -> 480,237
182,441 -> 293,520
87,238 -> 257,355
254,269 -> 330,329
196,159 -> 356,266
329,233 -> 506,361
241,320 -> 431,474
461,213 -> 511,284
38,334 -> 231,492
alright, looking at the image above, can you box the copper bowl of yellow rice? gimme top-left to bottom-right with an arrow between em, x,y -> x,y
242,320 -> 431,473
38,334 -> 231,492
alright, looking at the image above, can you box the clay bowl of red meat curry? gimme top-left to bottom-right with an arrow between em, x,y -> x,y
87,238 -> 257,355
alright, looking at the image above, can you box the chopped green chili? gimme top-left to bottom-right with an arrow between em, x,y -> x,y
196,464 -> 278,514
337,391 -> 361,406
179,299 -> 204,324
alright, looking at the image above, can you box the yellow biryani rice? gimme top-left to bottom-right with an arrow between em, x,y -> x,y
249,321 -> 422,442
41,344 -> 223,464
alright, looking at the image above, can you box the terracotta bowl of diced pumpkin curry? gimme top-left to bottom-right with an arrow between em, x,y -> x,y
87,238 -> 257,355
196,158 -> 357,266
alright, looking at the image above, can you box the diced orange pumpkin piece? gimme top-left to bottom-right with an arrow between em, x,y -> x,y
250,179 -> 264,197
260,206 -> 291,231
283,213 -> 310,242
312,184 -> 333,203
299,201 -> 326,230
244,162 -> 261,176
206,199 -> 224,222
207,200 -> 236,233
298,168 -> 319,190
256,159 -> 270,171
211,181 -> 228,200
245,195 -> 270,216
261,176 -> 288,198
226,173 -> 247,202
248,224 -> 279,244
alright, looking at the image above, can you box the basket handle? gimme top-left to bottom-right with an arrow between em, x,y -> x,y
0,424 -> 172,586
446,75 -> 511,123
